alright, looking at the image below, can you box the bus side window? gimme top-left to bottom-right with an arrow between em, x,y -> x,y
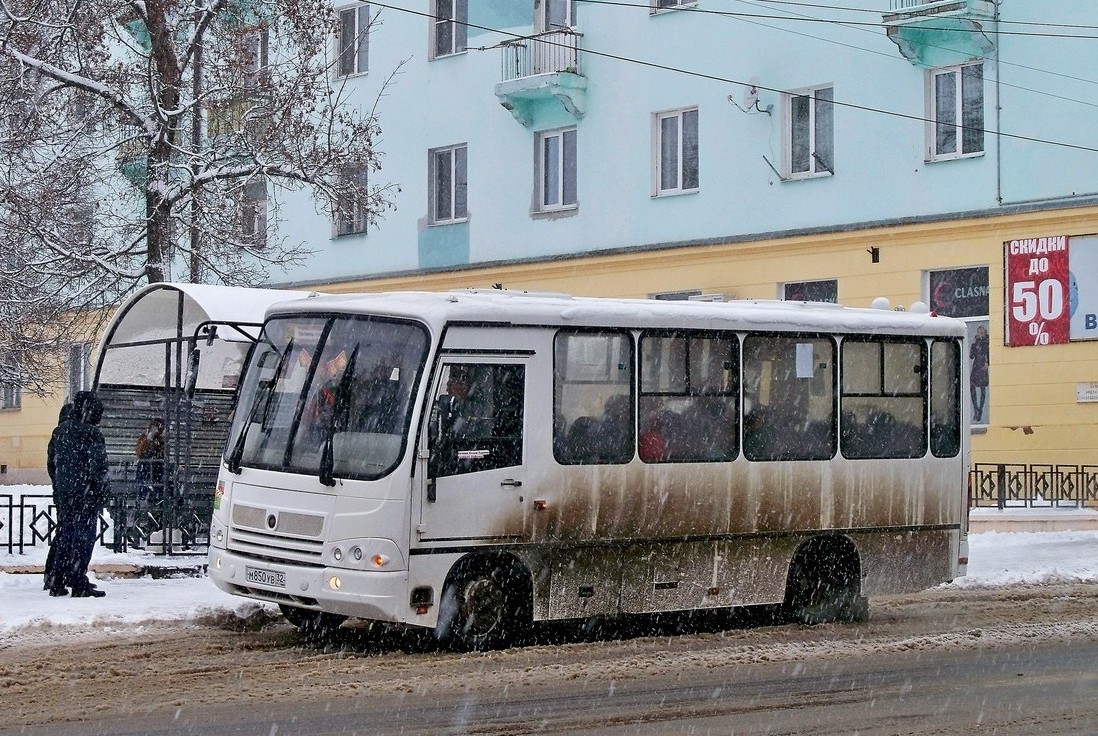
553,330 -> 634,465
840,338 -> 927,460
930,340 -> 961,457
743,335 -> 835,461
430,363 -> 525,477
638,332 -> 738,463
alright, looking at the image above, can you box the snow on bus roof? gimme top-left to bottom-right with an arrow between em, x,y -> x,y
264,289 -> 965,337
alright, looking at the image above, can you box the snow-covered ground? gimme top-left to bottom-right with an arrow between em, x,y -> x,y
2,485 -> 1097,636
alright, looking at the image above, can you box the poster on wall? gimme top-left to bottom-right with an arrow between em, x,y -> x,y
1069,235 -> 1098,341
1004,235 -> 1070,346
967,320 -> 990,425
928,267 -> 990,426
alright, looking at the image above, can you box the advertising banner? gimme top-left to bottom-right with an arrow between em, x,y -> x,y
1004,235 -> 1070,346
1069,236 -> 1098,342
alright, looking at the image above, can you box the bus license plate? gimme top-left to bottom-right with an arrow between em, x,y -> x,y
245,566 -> 286,589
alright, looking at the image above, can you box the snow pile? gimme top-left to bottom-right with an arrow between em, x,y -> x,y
1,483 -> 1096,636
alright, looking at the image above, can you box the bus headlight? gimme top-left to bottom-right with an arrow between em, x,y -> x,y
209,519 -> 227,549
323,538 -> 404,570
328,576 -> 342,590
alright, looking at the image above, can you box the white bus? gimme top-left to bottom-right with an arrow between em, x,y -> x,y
208,290 -> 969,649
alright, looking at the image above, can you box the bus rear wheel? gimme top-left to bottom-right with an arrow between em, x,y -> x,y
279,604 -> 347,641
784,540 -> 869,625
436,564 -> 527,652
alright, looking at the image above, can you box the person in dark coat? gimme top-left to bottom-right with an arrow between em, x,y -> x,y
43,402 -> 74,593
49,391 -> 110,598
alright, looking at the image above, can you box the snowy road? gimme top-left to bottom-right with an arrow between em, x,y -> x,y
2,581 -> 1097,735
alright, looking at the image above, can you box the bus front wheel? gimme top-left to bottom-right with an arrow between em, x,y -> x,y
279,604 -> 347,641
435,562 -> 528,652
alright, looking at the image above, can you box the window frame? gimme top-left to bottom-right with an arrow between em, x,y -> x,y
742,333 -> 837,462
782,279 -> 838,303
638,330 -> 739,464
926,61 -> 984,162
429,144 -> 468,225
242,25 -> 271,88
0,381 -> 20,410
336,3 -> 370,77
839,336 -> 928,460
536,126 -> 578,213
783,84 -> 834,179
431,0 -> 468,59
653,106 -> 699,197
333,164 -> 369,237
553,329 -> 635,466
240,176 -> 268,247
543,0 -> 578,29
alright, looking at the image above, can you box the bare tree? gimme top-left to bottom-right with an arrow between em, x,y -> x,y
0,0 -> 397,392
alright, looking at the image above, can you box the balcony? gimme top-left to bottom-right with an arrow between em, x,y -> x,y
495,29 -> 587,127
882,0 -> 996,67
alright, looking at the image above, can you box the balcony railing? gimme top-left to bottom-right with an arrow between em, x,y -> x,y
500,28 -> 582,82
888,0 -> 994,12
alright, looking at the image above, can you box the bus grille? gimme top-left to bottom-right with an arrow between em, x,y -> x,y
227,526 -> 325,567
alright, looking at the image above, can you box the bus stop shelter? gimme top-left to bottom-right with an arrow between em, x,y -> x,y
93,283 -> 310,553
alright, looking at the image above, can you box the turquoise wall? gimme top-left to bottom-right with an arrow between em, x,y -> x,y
272,0 -> 1098,285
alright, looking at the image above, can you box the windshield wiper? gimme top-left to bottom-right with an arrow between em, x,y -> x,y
227,338 -> 292,474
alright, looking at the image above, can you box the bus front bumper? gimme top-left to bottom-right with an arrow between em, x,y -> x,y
207,548 -> 409,623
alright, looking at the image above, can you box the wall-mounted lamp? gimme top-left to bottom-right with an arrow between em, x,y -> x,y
867,246 -> 880,264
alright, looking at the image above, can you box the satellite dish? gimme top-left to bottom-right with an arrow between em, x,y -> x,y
743,77 -> 761,110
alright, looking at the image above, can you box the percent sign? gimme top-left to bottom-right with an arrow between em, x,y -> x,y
1028,321 -> 1051,345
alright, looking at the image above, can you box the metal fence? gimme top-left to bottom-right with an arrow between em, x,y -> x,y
500,29 -> 582,82
1,489 -> 211,556
968,464 -> 1098,510
5,462 -> 1094,555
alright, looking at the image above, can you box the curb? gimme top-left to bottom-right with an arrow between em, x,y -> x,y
1,563 -> 207,579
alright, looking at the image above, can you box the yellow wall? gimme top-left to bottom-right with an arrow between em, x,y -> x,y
4,204 -> 1096,476
326,204 -> 1098,469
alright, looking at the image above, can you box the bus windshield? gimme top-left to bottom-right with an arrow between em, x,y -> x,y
226,314 -> 429,481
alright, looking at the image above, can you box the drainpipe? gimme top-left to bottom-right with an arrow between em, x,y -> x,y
995,0 -> 1002,205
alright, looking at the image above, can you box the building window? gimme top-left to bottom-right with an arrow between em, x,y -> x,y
654,107 -> 698,196
334,165 -> 369,236
651,289 -> 702,301
544,0 -> 577,28
927,62 -> 983,161
927,266 -> 989,426
68,343 -> 92,401
243,26 -> 271,88
240,176 -> 268,247
337,4 -> 370,77
429,144 -> 468,224
651,0 -> 695,11
783,279 -> 837,303
537,127 -> 577,212
784,85 -> 833,178
0,382 -> 19,410
431,0 -> 467,58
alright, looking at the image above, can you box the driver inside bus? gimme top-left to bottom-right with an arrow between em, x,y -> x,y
431,365 -> 493,475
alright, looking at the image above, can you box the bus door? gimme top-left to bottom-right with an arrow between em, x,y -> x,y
418,356 -> 530,543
